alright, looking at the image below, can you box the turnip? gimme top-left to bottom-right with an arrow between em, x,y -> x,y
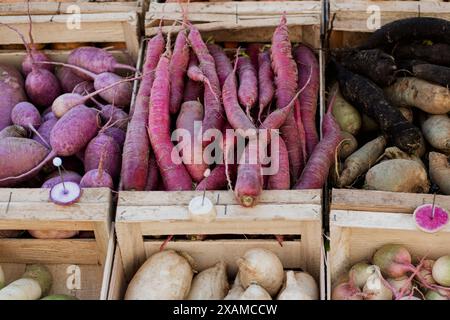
0,264 -> 52,300
99,104 -> 128,130
237,248 -> 284,296
56,66 -> 85,93
277,271 -> 316,300
224,275 -> 244,300
84,134 -> 121,180
349,262 -> 373,289
187,261 -> 229,300
80,147 -> 114,189
421,115 -> 450,153
11,102 -> 43,142
418,260 -> 436,286
240,284 -> 272,300
67,46 -> 136,78
372,244 -> 415,279
387,276 -> 412,296
0,125 -> 27,139
331,281 -> 363,300
125,250 -> 194,300
338,131 -> 358,160
32,117 -> 57,148
413,204 -> 449,233
432,255 -> 450,286
362,266 -> 393,300
294,271 -> 319,300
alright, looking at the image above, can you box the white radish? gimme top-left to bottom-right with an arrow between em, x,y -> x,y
224,274 -> 244,300
188,261 -> 229,300
240,284 -> 272,300
294,271 -> 319,300
237,248 -> 284,296
125,250 -> 194,300
277,271 -> 315,300
0,265 -> 52,300
363,266 -> 393,300
387,276 -> 412,295
432,255 -> 450,286
349,262 -> 373,289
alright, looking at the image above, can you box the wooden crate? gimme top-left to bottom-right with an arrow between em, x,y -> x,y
327,0 -> 450,49
0,188 -> 114,300
111,192 -> 325,299
328,188 -> 450,298
0,2 -> 142,61
145,1 -> 322,48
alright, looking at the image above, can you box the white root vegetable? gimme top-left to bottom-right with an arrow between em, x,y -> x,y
237,248 -> 284,296
277,271 -> 316,300
188,196 -> 217,223
349,262 -> 373,289
364,159 -> 430,193
338,131 -> 358,160
294,271 -> 319,300
240,284 -> 272,300
125,250 -> 194,300
429,152 -> 450,195
383,147 -> 425,168
387,276 -> 412,295
0,265 -> 52,300
224,274 -> 244,300
432,255 -> 450,287
422,115 -> 450,153
0,265 -> 4,289
188,261 -> 229,300
362,266 -> 393,300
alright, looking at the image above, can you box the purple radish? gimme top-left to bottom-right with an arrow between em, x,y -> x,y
80,147 -> 114,188
11,102 -> 43,141
98,104 -> 129,130
102,127 -> 126,147
39,61 -> 132,107
0,105 -> 98,185
67,46 -> 136,79
0,125 -> 27,139
413,204 -> 449,233
42,110 -> 56,122
33,117 -> 57,147
41,170 -> 82,188
49,181 -> 82,206
51,75 -> 138,118
83,133 -> 121,180
0,137 -> 50,186
56,66 -> 85,93
0,64 -> 27,130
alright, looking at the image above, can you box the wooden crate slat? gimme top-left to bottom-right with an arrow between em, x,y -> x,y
118,189 -> 322,206
0,239 -> 99,265
331,189 -> 450,213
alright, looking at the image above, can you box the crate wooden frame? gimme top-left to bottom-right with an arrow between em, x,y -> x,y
327,0 -> 450,49
0,188 -> 114,300
0,3 -> 141,61
328,188 -> 450,299
145,1 -> 322,47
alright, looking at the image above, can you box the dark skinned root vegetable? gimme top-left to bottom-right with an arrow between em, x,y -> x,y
0,105 -> 98,185
67,46 -> 136,80
294,91 -> 341,189
0,125 -> 27,139
11,102 -> 44,140
38,61 -> 133,108
334,62 -> 423,154
102,127 -> 126,148
56,66 -> 85,93
393,43 -> 450,67
121,31 -> 165,191
84,133 -> 121,180
360,17 -> 450,50
412,64 -> 450,88
0,137 -> 49,187
80,145 -> 114,188
49,181 -> 82,206
335,48 -> 397,87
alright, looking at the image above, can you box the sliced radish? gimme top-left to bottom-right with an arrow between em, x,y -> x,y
49,181 -> 82,206
413,204 -> 449,233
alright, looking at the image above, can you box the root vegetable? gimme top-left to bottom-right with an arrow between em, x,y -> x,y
372,244 -> 415,279
362,267 -> 393,300
224,275 -> 244,300
361,114 -> 378,133
294,44 -> 320,158
364,159 -> 430,193
0,264 -> 52,300
394,43 -> 450,66
337,136 -> 386,187
383,147 -> 425,168
277,271 -> 317,300
0,64 -> 27,131
183,78 -> 203,102
429,152 -> 450,195
169,29 -> 189,114
398,107 -> 413,123
332,85 -> 361,135
349,262 -> 373,289
56,67 -> 85,93
80,169 -> 114,189
412,63 -> 450,88
99,104 -> 129,130
84,134 -> 121,180
338,132 -> 358,160
125,250 -> 194,300
257,51 -> 275,121
237,56 -> 258,116
11,102 -> 43,143
267,137 -> 290,190
237,248 -> 284,296
195,164 -> 235,191
335,63 -> 423,154
41,294 -> 78,300
41,171 -> 82,188
240,284 -> 272,300
422,115 -> 450,153
385,77 -> 450,115
188,261 -> 229,300
294,271 -> 319,300
103,127 -> 126,148
426,290 -> 448,300
121,32 -> 165,191
67,46 -> 136,78
0,125 -> 27,139
33,118 -> 57,147
49,181 -> 82,206
28,230 -> 78,239
432,255 -> 450,286
207,43 -> 233,88
387,276 -> 412,296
